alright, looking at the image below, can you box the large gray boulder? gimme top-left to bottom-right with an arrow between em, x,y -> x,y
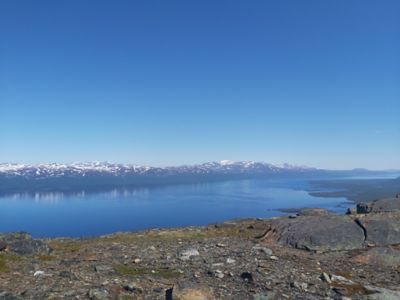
263,215 -> 365,251
0,232 -> 51,255
357,213 -> 400,246
262,196 -> 400,252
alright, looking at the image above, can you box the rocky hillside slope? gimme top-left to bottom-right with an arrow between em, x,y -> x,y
1,195 -> 400,299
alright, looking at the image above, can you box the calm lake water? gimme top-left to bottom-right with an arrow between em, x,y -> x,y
0,179 -> 353,237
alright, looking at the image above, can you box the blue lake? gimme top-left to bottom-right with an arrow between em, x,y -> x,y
0,179 -> 353,237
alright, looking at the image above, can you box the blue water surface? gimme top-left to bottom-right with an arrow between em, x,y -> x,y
0,179 -> 353,237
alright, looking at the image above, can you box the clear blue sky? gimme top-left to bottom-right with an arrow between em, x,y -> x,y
0,1 -> 399,169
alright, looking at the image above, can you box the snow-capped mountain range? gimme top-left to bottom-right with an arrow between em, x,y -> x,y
0,160 -> 312,178
0,161 -> 395,194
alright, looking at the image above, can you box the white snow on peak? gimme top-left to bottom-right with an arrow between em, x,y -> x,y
219,160 -> 235,166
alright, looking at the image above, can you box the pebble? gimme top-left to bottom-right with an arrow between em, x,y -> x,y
226,258 -> 236,264
291,281 -> 308,291
132,258 -> 141,264
240,271 -> 254,282
320,272 -> 332,283
87,288 -> 109,300
215,269 -> 224,279
330,274 -> 354,284
94,265 -> 113,273
178,248 -> 200,261
123,284 -> 143,293
252,245 -> 273,256
33,270 -> 45,277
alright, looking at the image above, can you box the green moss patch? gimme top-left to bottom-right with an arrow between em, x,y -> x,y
0,253 -> 22,273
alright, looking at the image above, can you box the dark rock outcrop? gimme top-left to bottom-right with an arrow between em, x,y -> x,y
264,196 -> 400,252
357,197 -> 400,214
0,232 -> 51,255
356,213 -> 400,246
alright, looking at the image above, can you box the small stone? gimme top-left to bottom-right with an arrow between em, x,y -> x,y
252,291 -> 277,300
216,243 -> 226,248
346,208 -> 357,215
87,288 -> 109,300
226,258 -> 236,264
207,269 -> 224,279
123,284 -> 143,293
33,270 -> 45,277
132,258 -> 141,264
211,263 -> 224,267
94,265 -> 113,273
59,270 -> 76,280
330,274 -> 354,284
240,272 -> 253,283
153,287 -> 163,293
269,256 -> 279,260
178,248 -> 200,261
215,270 -> 224,279
252,245 -> 273,256
172,281 -> 214,300
320,272 -> 332,283
291,281 -> 308,291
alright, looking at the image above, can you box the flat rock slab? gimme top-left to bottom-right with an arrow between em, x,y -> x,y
357,213 -> 400,246
263,215 -> 365,251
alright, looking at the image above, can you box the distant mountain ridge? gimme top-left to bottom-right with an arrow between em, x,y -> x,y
0,161 -> 312,178
0,161 -> 397,194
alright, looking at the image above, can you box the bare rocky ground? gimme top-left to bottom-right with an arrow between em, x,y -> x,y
1,196 -> 400,299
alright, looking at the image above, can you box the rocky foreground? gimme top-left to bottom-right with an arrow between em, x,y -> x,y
1,196 -> 400,299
